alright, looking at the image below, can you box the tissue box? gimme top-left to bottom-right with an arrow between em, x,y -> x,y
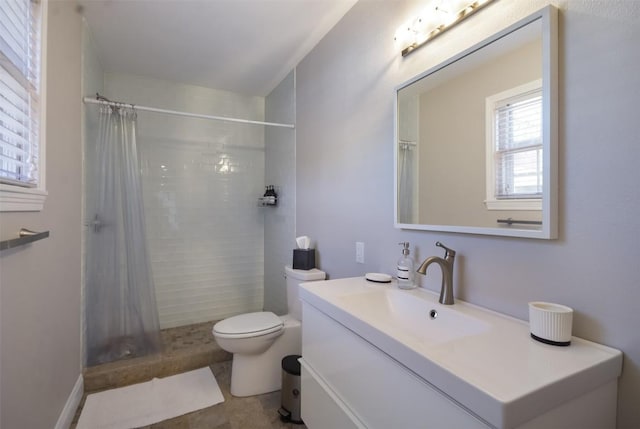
293,249 -> 315,270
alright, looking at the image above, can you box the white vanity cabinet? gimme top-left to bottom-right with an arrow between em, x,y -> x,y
301,302 -> 489,428
299,277 -> 622,429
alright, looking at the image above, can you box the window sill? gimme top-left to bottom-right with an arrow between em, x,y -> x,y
485,199 -> 541,211
0,184 -> 48,212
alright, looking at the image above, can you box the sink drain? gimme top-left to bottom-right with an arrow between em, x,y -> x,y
429,309 -> 438,319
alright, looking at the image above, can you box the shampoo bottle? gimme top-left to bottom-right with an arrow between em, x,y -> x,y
397,242 -> 415,289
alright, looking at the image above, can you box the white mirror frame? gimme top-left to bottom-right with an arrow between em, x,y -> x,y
394,5 -> 558,239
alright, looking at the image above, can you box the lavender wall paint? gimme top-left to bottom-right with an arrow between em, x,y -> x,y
295,1 -> 640,427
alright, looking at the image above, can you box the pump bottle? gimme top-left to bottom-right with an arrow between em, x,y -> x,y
397,242 -> 416,289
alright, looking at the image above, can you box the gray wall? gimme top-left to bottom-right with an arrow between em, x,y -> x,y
296,1 -> 640,427
0,2 -> 83,428
264,71 -> 296,314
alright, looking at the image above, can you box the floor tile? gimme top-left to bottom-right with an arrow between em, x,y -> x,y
72,359 -> 307,429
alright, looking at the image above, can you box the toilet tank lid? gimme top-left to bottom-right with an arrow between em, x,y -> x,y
285,266 -> 326,281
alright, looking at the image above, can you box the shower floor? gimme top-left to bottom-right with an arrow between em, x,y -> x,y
83,320 -> 231,392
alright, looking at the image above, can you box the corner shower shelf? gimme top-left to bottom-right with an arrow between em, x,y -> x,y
0,228 -> 50,252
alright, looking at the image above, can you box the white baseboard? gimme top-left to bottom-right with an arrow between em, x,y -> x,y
55,374 -> 83,429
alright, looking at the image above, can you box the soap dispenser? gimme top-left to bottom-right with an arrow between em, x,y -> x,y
397,242 -> 416,289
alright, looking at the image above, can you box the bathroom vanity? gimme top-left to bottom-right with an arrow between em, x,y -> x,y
299,278 -> 622,429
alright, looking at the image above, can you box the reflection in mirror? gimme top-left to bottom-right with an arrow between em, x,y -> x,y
395,6 -> 557,239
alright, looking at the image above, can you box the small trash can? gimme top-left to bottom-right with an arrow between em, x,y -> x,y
278,354 -> 303,424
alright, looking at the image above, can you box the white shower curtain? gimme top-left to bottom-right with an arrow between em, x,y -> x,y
85,106 -> 161,366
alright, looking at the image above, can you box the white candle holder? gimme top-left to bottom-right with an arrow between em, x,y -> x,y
528,302 -> 573,346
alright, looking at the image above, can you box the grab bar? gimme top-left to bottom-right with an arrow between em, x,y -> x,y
0,228 -> 50,251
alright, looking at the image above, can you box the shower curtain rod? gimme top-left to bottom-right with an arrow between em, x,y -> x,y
82,96 -> 295,129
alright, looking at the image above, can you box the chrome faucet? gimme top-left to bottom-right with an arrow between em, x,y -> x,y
416,242 -> 456,305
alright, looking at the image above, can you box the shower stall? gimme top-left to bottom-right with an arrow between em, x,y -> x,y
82,62 -> 296,366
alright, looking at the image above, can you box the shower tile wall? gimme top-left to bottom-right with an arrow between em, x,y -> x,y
104,73 -> 266,328
264,71 -> 296,315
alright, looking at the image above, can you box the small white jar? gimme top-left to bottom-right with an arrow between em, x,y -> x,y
528,301 -> 573,346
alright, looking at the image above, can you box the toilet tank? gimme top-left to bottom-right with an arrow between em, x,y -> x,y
285,266 -> 326,321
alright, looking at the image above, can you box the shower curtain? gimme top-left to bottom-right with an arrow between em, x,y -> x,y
398,142 -> 415,224
85,106 -> 161,366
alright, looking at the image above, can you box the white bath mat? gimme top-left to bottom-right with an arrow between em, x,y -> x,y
77,367 -> 224,429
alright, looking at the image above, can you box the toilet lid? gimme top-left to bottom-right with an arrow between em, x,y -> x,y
213,311 -> 284,338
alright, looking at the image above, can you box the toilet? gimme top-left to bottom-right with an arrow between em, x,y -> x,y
212,266 -> 326,397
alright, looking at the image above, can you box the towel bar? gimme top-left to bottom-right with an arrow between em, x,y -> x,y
0,228 -> 50,251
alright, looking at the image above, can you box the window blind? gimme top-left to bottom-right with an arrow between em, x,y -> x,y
494,91 -> 542,199
0,0 -> 41,187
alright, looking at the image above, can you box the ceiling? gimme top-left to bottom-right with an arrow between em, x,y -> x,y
79,0 -> 357,96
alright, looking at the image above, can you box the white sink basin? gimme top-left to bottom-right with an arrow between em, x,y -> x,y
300,277 -> 622,428
338,288 -> 489,345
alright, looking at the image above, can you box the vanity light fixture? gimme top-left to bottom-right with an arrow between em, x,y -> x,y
396,0 -> 496,57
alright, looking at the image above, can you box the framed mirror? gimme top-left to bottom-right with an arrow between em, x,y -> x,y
394,6 -> 557,239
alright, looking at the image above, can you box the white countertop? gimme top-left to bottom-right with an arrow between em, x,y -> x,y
300,277 -> 622,428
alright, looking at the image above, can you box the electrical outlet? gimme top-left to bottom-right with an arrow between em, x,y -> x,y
356,241 -> 365,264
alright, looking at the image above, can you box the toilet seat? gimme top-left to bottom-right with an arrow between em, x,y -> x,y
213,311 -> 284,339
